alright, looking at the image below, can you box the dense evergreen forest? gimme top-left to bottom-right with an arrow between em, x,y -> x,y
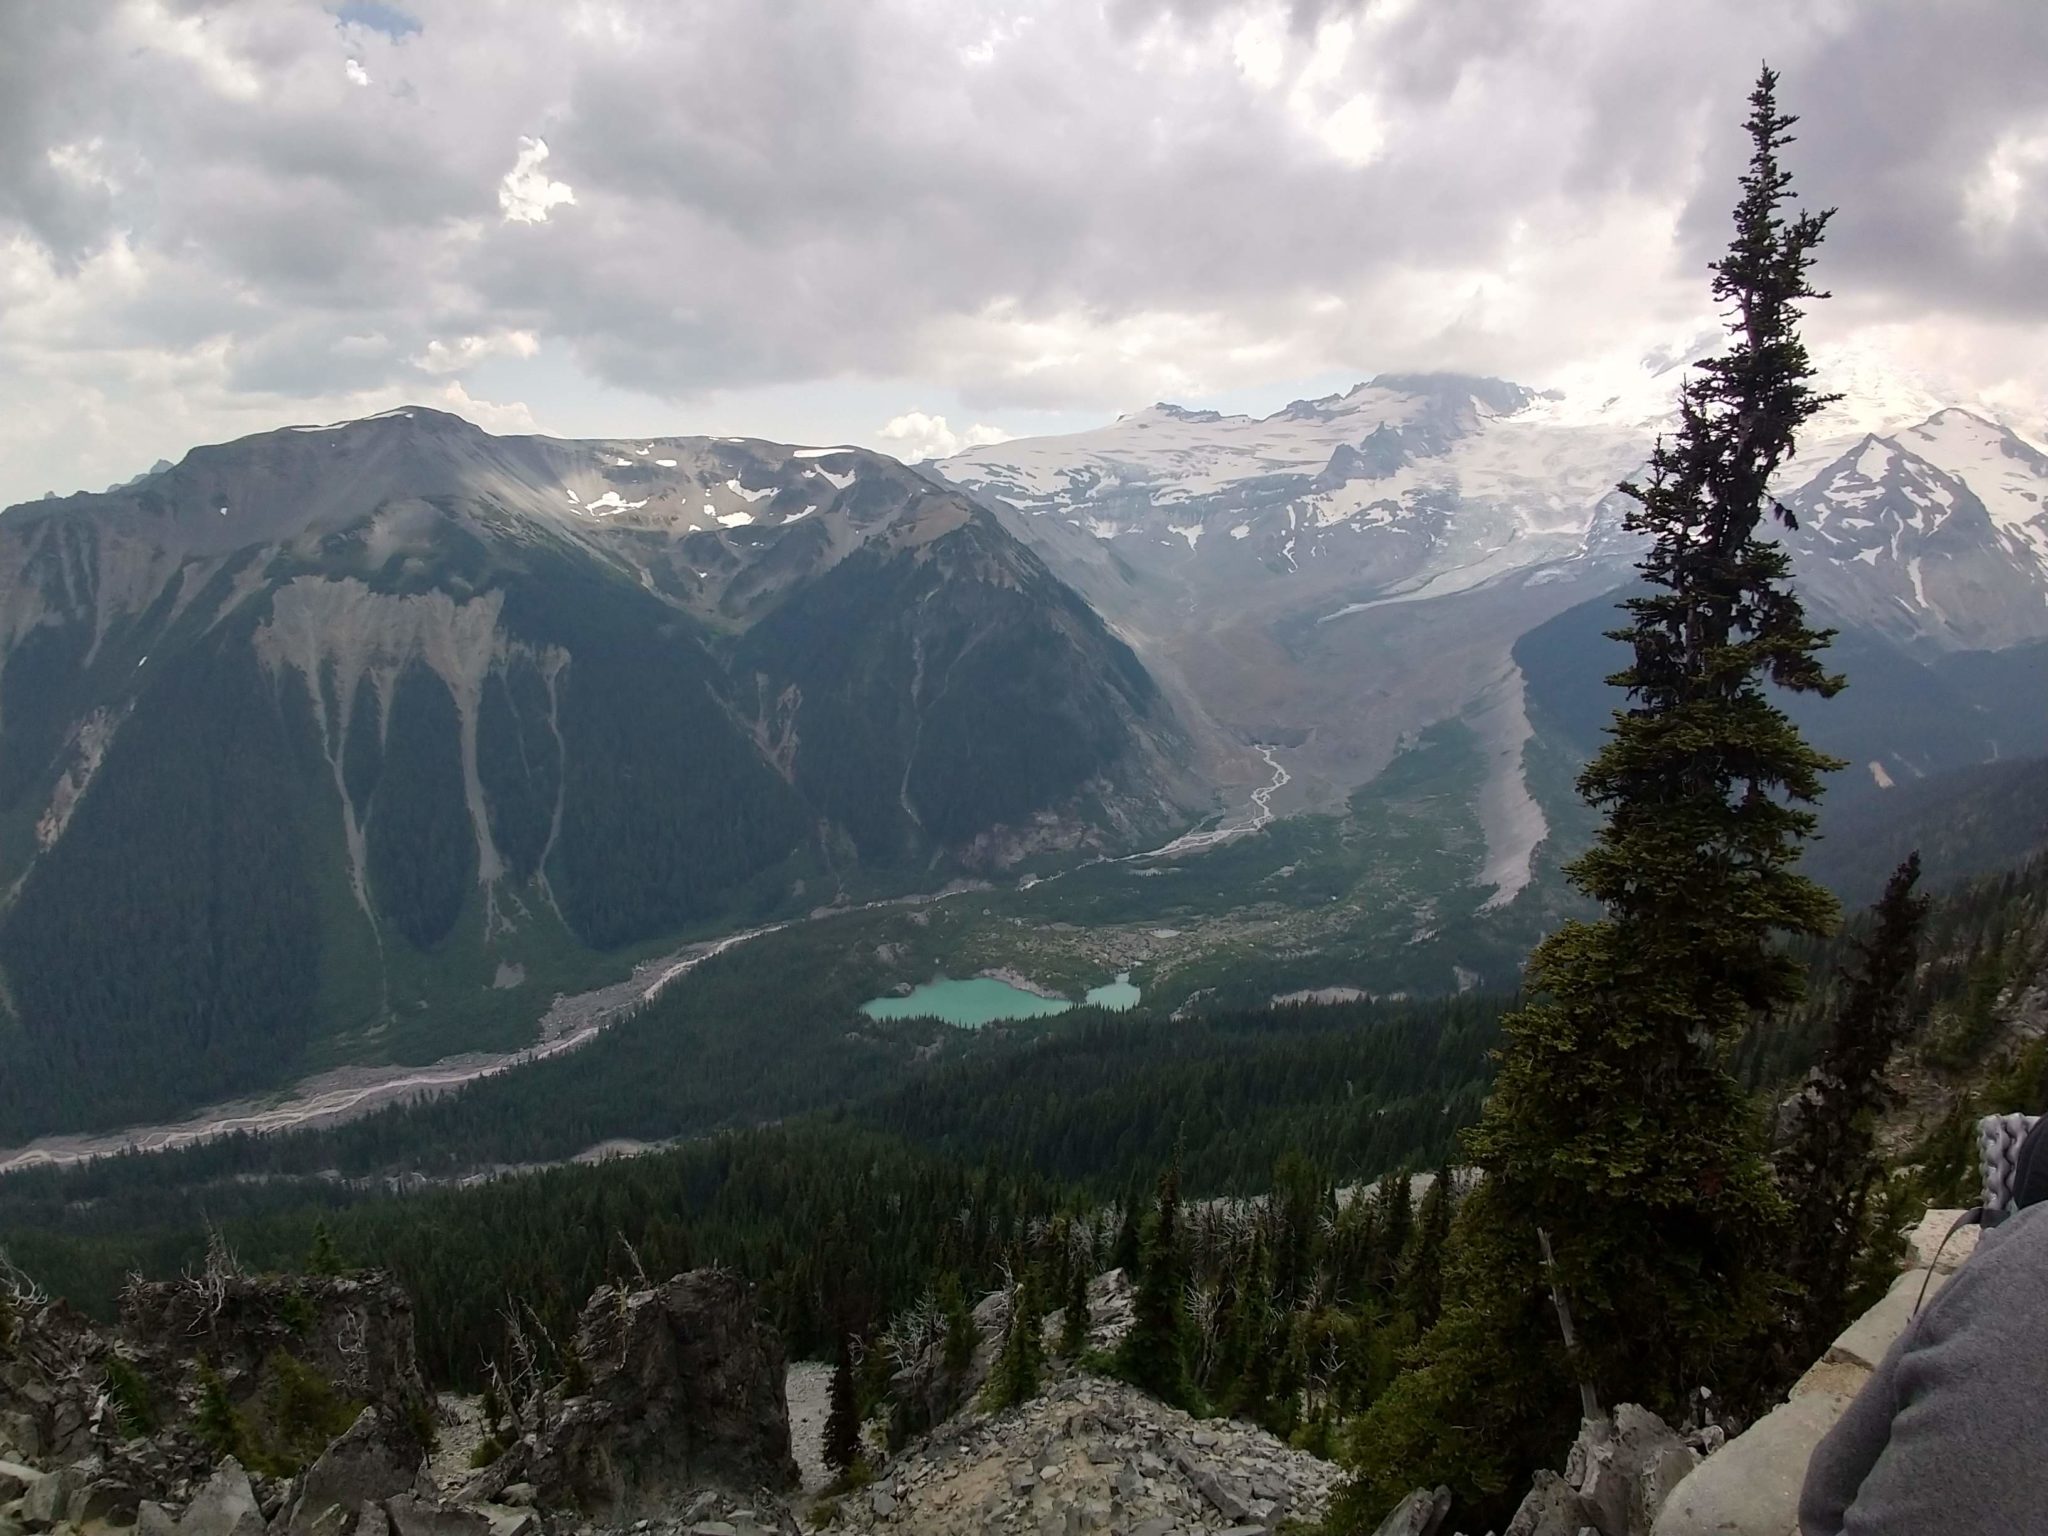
0,993 -> 1501,1374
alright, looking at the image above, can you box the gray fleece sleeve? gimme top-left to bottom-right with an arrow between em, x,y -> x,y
1793,1207 -> 2048,1535
1797,1327 -> 1906,1536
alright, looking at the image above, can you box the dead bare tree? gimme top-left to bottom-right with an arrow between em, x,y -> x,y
0,1246 -> 48,1308
1185,1278 -> 1222,1391
1305,1331 -> 1342,1422
185,1225 -> 245,1333
883,1289 -> 950,1429
614,1232 -> 652,1290
500,1302 -> 547,1435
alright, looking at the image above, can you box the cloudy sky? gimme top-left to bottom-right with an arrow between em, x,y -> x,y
2,0 -> 2044,504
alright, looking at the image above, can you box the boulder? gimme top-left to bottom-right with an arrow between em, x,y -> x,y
1170,1448 -> 1249,1522
67,1475 -> 142,1527
381,1496 -> 490,1536
380,1499 -> 487,1536
175,1460 -> 264,1536
1572,1406 -> 1697,1536
1505,1470 -> 1592,1536
0,1412 -> 42,1461
472,1505 -> 537,1536
1371,1485 -> 1451,1536
21,1466 -> 85,1530
134,1503 -> 177,1536
280,1409 -> 425,1536
0,1463 -> 36,1503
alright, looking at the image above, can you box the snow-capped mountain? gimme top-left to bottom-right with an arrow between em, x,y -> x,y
938,352 -> 2048,917
948,373 -> 1633,601
944,348 -> 2048,644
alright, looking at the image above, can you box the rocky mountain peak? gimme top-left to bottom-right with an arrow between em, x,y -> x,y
1788,418 -> 2048,651
1364,372 -> 1536,418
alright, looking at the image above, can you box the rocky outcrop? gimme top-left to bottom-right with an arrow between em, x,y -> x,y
2,1262 -> 801,1536
468,1271 -> 796,1515
833,1374 -> 1340,1536
1372,1485 -> 1452,1535
0,1295 -> 111,1469
1482,1406 -> 1699,1536
0,1257 -> 436,1536
120,1267 -> 433,1466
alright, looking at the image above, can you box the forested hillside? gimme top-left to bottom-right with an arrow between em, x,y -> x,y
0,414 -> 1195,1141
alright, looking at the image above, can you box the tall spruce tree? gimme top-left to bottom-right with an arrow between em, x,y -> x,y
1397,1169 -> 1455,1330
985,1264 -> 1046,1411
825,1334 -> 861,1474
1775,854 -> 1930,1371
1371,1172 -> 1415,1297
1061,1253 -> 1091,1356
306,1220 -> 344,1277
1116,1161 -> 1190,1406
1344,68 -> 1843,1524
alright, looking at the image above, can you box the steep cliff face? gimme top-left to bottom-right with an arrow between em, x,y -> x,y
464,1271 -> 799,1512
0,410 -> 1198,1140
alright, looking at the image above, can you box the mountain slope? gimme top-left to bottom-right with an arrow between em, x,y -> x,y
0,409 -> 1197,1138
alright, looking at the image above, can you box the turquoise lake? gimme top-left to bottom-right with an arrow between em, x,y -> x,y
860,972 -> 1141,1027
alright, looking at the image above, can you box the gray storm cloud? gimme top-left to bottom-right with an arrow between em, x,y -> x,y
0,0 -> 2043,504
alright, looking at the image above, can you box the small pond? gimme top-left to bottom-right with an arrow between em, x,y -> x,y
1082,972 -> 1142,1011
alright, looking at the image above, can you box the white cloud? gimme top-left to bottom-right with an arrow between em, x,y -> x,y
345,58 -> 371,87
498,137 -> 575,225
116,0 -> 260,101
959,13 -> 1031,66
877,411 -> 1012,462
416,330 -> 541,375
1317,94 -> 1386,167
424,382 -> 541,435
1964,121 -> 2048,240
46,139 -> 117,193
